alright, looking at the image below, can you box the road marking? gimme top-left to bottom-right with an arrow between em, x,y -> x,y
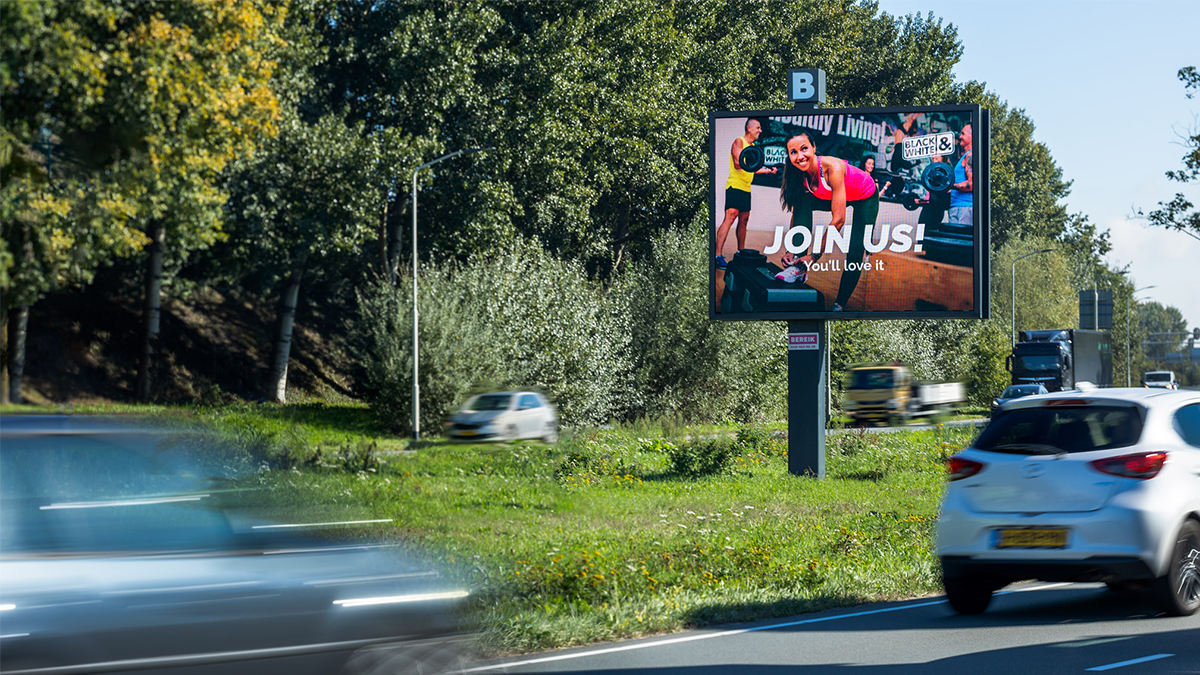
459,583 -> 1071,673
1086,653 -> 1174,671
1050,636 -> 1135,649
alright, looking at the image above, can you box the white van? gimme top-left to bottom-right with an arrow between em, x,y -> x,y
1142,370 -> 1178,389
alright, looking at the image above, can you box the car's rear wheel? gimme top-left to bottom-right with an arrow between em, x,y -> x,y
944,575 -> 994,615
1155,519 -> 1200,616
506,425 -> 519,442
542,422 -> 558,444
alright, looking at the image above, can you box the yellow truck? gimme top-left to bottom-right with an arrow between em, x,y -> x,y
842,363 -> 964,425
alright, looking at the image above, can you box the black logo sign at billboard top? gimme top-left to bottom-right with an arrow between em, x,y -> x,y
709,105 -> 988,321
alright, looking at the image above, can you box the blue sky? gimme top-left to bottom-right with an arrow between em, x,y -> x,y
878,0 -> 1200,329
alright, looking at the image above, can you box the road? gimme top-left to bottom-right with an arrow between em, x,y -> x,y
461,583 -> 1200,674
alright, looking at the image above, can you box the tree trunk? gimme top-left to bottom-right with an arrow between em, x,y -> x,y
1,307 -> 9,405
377,198 -> 389,279
5,305 -> 28,404
387,197 -> 406,287
266,246 -> 309,404
136,223 -> 166,402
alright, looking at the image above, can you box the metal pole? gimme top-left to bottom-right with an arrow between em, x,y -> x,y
409,147 -> 493,441
412,170 -> 420,440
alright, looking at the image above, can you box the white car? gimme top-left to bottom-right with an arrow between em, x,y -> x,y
937,388 -> 1200,615
443,391 -> 559,443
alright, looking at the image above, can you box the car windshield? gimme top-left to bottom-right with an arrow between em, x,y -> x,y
974,405 -> 1144,455
1001,386 -> 1041,398
1014,355 -> 1060,372
850,369 -> 894,389
1145,373 -> 1171,382
466,394 -> 512,411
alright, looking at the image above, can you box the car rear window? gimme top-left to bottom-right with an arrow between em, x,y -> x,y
974,405 -> 1144,455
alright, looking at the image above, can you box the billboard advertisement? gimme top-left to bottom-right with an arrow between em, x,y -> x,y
710,105 -> 989,320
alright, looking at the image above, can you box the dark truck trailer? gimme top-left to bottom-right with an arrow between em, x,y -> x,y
1007,329 -> 1112,392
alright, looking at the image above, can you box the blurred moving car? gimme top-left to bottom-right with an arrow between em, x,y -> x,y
443,391 -> 558,443
990,383 -> 1049,411
937,389 -> 1200,616
1143,370 -> 1179,390
0,416 -> 471,674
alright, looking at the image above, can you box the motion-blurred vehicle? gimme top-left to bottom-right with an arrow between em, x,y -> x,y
1143,370 -> 1179,390
0,416 -> 471,674
843,363 -> 964,426
443,391 -> 558,443
991,383 -> 1049,411
937,389 -> 1200,616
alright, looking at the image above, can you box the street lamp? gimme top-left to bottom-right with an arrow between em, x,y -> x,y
1126,285 -> 1155,387
1011,248 -> 1056,347
410,146 -> 493,441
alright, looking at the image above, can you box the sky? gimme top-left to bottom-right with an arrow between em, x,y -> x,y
877,0 -> 1200,329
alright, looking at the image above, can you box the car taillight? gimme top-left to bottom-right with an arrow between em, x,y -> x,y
947,455 -> 984,481
1089,451 -> 1168,479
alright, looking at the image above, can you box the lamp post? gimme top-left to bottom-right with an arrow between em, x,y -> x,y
1126,285 -> 1155,387
410,147 -> 492,441
1011,248 -> 1056,347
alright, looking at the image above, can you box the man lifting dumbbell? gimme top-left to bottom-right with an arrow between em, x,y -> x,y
715,118 -> 778,269
948,123 -> 973,225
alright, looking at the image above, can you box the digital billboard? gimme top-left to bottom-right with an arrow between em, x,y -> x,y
709,105 -> 989,321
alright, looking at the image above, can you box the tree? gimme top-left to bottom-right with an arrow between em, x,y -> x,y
1,0 -> 287,402
1138,301 -> 1189,359
1140,66 -> 1200,240
223,114 -> 432,403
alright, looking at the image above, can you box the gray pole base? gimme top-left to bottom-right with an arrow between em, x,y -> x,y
787,319 -> 826,477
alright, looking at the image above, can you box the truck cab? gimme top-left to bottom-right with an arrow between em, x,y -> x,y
1008,341 -> 1071,392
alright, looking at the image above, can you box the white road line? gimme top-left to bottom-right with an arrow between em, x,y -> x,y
1086,653 -> 1174,671
458,582 -> 1077,673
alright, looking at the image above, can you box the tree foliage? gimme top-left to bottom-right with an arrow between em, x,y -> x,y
1,0 -> 287,304
1141,66 -> 1200,238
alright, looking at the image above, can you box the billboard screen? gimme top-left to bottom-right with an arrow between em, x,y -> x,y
709,105 -> 988,320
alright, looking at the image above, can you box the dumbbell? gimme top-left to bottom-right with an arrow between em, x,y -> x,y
738,145 -> 765,172
921,162 -> 953,192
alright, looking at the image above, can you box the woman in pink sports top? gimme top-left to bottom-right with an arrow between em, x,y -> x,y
778,132 -> 880,311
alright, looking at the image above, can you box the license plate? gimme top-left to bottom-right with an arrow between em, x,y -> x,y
459,430 -> 476,437
995,528 -> 1068,548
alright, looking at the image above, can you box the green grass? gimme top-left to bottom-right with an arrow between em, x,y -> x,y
2,403 -> 978,657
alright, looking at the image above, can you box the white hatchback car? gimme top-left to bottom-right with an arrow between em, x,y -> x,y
937,388 -> 1200,616
443,391 -> 559,443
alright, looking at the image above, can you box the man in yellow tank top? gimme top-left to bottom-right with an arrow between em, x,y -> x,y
715,118 -> 777,268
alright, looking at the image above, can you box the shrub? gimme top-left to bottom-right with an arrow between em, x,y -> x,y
615,220 -> 788,424
353,241 -> 635,430
667,436 -> 737,477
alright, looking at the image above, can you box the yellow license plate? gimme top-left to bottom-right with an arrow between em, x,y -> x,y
459,430 -> 476,437
996,529 -> 1068,548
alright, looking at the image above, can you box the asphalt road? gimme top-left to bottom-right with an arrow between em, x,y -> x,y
461,583 -> 1200,674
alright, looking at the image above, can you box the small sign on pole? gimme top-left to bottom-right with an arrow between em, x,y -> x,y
788,333 -> 820,350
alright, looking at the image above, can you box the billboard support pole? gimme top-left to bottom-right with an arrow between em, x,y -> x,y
788,319 -> 826,477
788,88 -> 826,478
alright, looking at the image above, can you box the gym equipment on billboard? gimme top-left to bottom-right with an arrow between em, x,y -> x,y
719,249 -> 825,314
738,145 -> 765,172
921,221 -> 973,266
920,162 -> 953,192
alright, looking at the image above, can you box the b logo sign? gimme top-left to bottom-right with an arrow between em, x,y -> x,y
788,68 -> 826,104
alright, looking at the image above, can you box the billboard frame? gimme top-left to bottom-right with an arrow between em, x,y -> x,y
708,104 -> 990,322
